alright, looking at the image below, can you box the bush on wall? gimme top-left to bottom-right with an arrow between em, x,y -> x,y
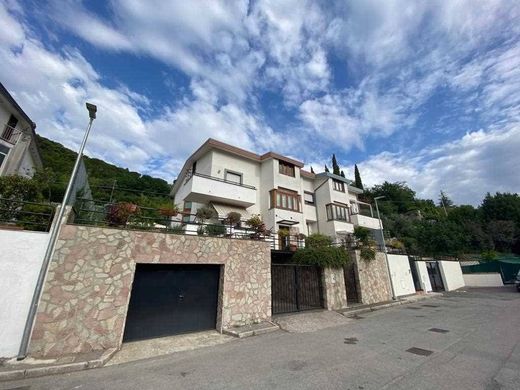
293,246 -> 350,268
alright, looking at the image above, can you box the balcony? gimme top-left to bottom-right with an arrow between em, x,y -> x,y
1,124 -> 21,145
182,172 -> 256,207
350,201 -> 381,230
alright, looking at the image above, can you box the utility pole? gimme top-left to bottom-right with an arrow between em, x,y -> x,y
440,191 -> 448,217
109,179 -> 117,203
17,103 -> 97,360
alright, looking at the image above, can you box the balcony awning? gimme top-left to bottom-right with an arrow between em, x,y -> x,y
210,203 -> 251,220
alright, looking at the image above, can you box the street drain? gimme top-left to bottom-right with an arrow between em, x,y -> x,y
428,328 -> 449,333
422,304 -> 439,308
406,347 -> 434,356
344,337 -> 358,344
406,306 -> 422,310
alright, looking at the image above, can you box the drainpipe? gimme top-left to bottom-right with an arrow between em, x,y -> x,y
17,103 -> 97,360
374,196 -> 397,300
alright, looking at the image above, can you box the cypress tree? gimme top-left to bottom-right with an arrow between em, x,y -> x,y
332,154 -> 340,175
324,164 -> 330,173
310,166 -> 315,174
354,164 -> 363,190
340,170 -> 345,178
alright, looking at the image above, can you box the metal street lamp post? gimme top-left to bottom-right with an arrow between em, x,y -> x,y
374,196 -> 397,300
17,103 -> 97,360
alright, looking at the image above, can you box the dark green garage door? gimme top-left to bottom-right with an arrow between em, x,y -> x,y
123,264 -> 220,342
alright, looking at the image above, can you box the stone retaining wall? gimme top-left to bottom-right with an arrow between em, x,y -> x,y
352,251 -> 392,305
321,267 -> 348,310
29,225 -> 271,358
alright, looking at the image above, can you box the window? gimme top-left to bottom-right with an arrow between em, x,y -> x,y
304,191 -> 315,205
0,144 -> 9,168
279,161 -> 295,177
225,170 -> 242,184
270,188 -> 301,212
182,201 -> 192,223
326,203 -> 350,222
332,179 -> 345,192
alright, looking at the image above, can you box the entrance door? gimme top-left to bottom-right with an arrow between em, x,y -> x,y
123,264 -> 220,342
344,262 -> 360,303
409,258 -> 422,291
426,262 -> 445,292
271,264 -> 323,314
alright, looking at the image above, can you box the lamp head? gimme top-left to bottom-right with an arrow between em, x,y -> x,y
86,102 -> 97,120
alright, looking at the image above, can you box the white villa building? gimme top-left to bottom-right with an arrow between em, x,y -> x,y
0,82 -> 42,178
171,139 -> 381,249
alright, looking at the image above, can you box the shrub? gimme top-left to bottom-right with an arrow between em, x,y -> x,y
106,202 -> 140,226
246,214 -> 271,239
353,226 -> 371,244
167,225 -> 184,234
205,223 -> 226,236
226,212 -> 242,226
293,246 -> 350,268
360,246 -> 376,261
197,226 -> 206,235
158,203 -> 180,217
480,250 -> 497,261
195,206 -> 216,223
305,233 -> 333,248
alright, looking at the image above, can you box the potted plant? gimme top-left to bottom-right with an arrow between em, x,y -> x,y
159,203 -> 180,217
106,202 -> 140,227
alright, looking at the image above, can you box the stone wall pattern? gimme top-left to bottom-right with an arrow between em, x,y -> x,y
321,267 -> 348,310
29,225 -> 271,358
353,251 -> 392,305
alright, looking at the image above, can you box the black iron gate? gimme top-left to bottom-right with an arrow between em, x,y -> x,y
426,261 -> 445,292
271,264 -> 323,314
344,262 -> 360,303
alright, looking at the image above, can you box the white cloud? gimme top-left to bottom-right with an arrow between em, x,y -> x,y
356,124 -> 520,205
1,0 -> 519,206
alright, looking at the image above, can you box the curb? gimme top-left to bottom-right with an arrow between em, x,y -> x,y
0,348 -> 117,382
223,321 -> 279,338
340,293 -> 441,317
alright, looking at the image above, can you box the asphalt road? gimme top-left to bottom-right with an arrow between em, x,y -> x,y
2,287 -> 519,390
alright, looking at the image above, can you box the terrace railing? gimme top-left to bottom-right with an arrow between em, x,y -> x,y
0,197 -> 56,232
72,198 -> 303,250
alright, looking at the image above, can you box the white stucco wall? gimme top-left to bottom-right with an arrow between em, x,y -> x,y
438,261 -> 465,291
387,254 -> 416,296
463,273 -> 504,287
0,229 -> 49,358
415,261 -> 433,292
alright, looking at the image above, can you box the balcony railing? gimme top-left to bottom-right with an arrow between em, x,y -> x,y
1,124 -> 22,145
186,172 -> 256,190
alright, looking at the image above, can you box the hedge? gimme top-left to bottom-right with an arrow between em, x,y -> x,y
292,246 -> 350,268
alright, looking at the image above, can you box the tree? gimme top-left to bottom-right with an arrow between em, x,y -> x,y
332,154 -> 340,175
438,191 -> 454,214
368,181 -> 416,214
310,166 -> 315,174
481,192 -> 520,226
340,170 -> 345,178
486,220 -> 516,252
195,206 -> 216,224
354,164 -> 363,190
324,164 -> 330,173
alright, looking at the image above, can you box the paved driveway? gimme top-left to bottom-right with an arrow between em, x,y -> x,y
2,287 -> 519,390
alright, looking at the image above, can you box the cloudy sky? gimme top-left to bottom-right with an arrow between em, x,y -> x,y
1,0 -> 519,205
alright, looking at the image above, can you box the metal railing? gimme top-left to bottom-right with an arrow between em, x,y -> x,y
0,197 -> 56,232
1,124 -> 22,145
185,171 -> 257,190
71,198 -> 302,250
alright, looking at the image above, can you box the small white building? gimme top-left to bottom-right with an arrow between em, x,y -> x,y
0,82 -> 42,178
171,138 -> 381,247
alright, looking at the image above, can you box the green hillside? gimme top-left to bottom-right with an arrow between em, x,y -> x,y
36,135 -> 172,205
